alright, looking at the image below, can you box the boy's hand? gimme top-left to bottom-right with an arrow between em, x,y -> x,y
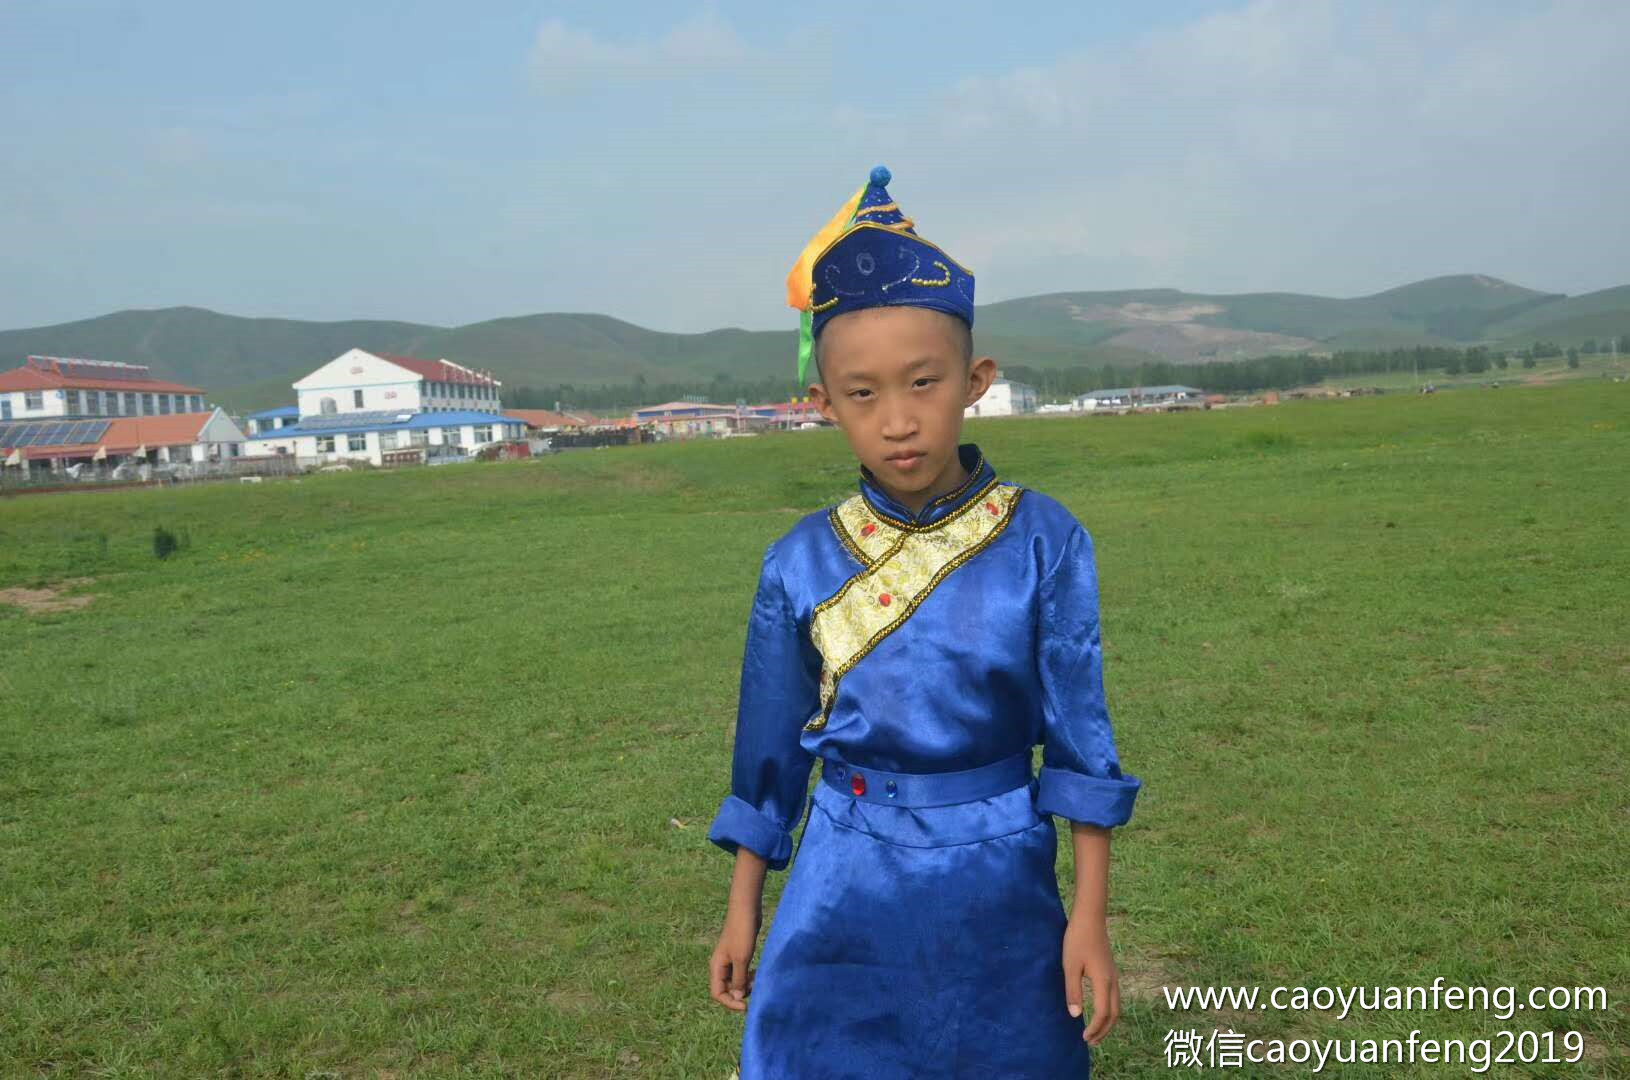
709,907 -> 762,1012
1062,914 -> 1121,1046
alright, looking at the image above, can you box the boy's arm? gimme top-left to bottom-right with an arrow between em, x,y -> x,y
706,541 -> 820,1010
1035,521 -> 1138,1042
1063,822 -> 1120,1045
706,541 -> 819,871
710,848 -> 768,1011
1034,522 -> 1141,828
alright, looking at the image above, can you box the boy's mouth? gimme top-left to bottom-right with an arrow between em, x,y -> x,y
885,450 -> 924,471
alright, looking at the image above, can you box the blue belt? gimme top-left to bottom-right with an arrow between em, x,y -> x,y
819,750 -> 1033,808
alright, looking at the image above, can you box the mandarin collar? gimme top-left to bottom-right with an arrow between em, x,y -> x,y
858,442 -> 995,528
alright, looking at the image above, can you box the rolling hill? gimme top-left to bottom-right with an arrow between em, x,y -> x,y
1,274 -> 1624,410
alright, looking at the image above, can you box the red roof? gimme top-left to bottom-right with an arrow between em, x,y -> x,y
12,412 -> 215,460
509,408 -> 597,429
375,352 -> 499,386
0,356 -> 204,395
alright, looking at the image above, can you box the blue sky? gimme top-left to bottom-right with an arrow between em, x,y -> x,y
2,0 -> 1625,333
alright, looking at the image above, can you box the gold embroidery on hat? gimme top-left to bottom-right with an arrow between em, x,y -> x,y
806,482 -> 1023,730
811,295 -> 840,313
809,222 -> 974,277
910,260 -> 953,287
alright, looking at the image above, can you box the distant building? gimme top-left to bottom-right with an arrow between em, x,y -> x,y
509,408 -> 599,433
1074,384 -> 1204,409
633,400 -> 752,438
747,400 -> 827,429
242,410 -> 526,467
0,356 -> 207,421
292,348 -> 502,417
966,374 -> 1038,418
245,405 -> 300,435
241,348 -> 527,466
628,398 -> 830,439
1,408 -> 248,471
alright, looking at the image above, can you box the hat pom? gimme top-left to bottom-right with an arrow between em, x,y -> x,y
869,165 -> 891,186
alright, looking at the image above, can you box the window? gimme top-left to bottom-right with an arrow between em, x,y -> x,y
25,390 -> 44,410
347,433 -> 367,452
473,424 -> 493,443
158,394 -> 172,414
123,392 -> 136,414
174,395 -> 186,413
320,396 -> 337,415
353,389 -> 364,408
142,393 -> 154,414
409,429 -> 428,447
87,392 -> 101,415
317,435 -> 336,453
189,395 -> 203,411
64,390 -> 80,412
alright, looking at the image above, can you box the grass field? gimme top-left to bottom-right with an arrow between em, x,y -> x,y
1312,351 -> 1630,394
2,382 -> 1626,1078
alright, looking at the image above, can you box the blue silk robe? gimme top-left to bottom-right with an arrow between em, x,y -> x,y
709,442 -> 1142,1079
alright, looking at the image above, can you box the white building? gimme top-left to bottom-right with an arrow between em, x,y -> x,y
293,348 -> 502,417
242,411 -> 528,467
965,375 -> 1038,418
1074,384 -> 1204,410
242,348 -> 526,467
0,356 -> 207,421
245,405 -> 299,435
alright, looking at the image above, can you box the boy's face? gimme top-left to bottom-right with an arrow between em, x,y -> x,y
808,306 -> 997,506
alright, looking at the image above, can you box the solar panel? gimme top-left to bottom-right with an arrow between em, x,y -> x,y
0,419 -> 111,449
297,410 -> 406,432
31,356 -> 153,381
66,421 -> 109,443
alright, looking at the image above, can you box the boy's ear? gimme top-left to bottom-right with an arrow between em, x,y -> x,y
964,355 -> 998,406
808,381 -> 840,426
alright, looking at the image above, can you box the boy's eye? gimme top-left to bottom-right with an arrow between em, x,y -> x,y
849,388 -> 873,400
915,378 -> 937,388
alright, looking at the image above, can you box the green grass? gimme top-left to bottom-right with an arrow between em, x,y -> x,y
2,381 -> 1627,1077
1314,351 -> 1630,393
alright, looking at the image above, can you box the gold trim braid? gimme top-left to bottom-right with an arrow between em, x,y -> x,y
806,482 -> 1025,730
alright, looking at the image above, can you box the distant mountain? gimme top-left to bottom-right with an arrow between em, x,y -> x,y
1,275 -> 1624,410
976,274 -> 1570,361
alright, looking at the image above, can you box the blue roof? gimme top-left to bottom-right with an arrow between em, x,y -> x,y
248,405 -> 300,419
1078,384 -> 1203,398
245,410 -> 527,440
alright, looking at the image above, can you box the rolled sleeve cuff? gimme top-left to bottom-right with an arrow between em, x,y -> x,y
707,794 -> 796,871
1035,766 -> 1142,828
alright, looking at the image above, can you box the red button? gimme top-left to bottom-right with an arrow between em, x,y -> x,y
878,593 -> 892,606
861,522 -> 876,536
850,773 -> 867,796
986,500 -> 999,515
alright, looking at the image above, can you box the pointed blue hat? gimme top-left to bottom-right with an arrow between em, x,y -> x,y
786,165 -> 975,385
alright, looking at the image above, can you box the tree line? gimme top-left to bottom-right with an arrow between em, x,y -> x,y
502,335 -> 1629,414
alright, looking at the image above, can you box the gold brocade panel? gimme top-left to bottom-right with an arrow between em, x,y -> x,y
807,480 -> 1024,731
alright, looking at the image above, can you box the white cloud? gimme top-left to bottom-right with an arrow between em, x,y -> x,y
899,0 -> 1630,302
528,10 -> 756,92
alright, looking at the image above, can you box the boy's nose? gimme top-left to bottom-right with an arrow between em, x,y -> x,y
879,405 -> 917,438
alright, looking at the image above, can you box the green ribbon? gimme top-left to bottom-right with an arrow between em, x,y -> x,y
796,309 -> 814,388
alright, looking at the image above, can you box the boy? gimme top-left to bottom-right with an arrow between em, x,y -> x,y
706,166 -> 1142,1078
